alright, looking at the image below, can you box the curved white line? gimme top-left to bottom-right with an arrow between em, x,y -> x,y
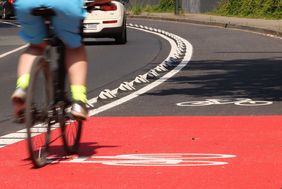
88,26 -> 193,115
0,21 -> 20,27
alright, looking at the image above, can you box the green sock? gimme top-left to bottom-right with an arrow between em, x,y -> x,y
16,74 -> 30,89
71,85 -> 87,103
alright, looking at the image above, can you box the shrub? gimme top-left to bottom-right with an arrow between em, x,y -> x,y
158,0 -> 175,12
130,0 -> 175,14
216,0 -> 282,19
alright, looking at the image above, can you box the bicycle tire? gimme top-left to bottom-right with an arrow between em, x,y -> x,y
235,100 -> 273,106
176,101 -> 213,106
60,110 -> 83,155
26,57 -> 53,168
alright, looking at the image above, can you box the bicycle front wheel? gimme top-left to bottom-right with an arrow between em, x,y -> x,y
26,57 -> 53,168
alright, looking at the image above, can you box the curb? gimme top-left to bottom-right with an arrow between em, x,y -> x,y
129,15 -> 282,38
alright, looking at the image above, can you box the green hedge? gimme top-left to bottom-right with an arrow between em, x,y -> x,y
157,0 -> 175,12
130,0 -> 175,15
216,0 -> 282,19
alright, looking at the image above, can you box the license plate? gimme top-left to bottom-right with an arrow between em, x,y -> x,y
86,24 -> 97,30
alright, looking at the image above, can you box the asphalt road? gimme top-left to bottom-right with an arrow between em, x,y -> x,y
0,18 -> 282,188
1,18 -> 282,133
100,18 -> 282,116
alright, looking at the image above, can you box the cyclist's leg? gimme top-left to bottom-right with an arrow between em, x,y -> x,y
12,0 -> 47,120
11,43 -> 46,121
14,0 -> 47,88
17,44 -> 46,78
65,46 -> 88,119
65,46 -> 88,120
65,46 -> 87,99
49,0 -> 88,119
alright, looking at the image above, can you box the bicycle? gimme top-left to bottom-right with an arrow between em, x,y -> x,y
176,98 -> 273,107
25,7 -> 83,168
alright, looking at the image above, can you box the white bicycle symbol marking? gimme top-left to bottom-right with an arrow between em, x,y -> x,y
54,153 -> 236,167
176,98 -> 273,107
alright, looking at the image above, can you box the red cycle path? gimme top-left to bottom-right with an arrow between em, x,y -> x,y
0,116 -> 281,189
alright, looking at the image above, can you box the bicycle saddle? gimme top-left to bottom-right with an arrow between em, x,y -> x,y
31,7 -> 56,17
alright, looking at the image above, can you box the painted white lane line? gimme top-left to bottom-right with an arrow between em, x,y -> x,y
0,124 -> 60,147
0,138 -> 24,145
0,21 -> 20,27
0,128 -> 26,147
0,44 -> 28,60
0,132 -> 26,138
88,26 -> 193,115
0,20 -> 26,60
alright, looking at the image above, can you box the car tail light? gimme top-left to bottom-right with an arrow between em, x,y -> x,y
100,3 -> 117,11
103,20 -> 118,24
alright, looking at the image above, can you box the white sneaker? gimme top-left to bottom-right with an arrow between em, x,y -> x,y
11,88 -> 26,123
71,101 -> 88,120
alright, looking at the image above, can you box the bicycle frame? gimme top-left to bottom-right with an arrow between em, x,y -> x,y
41,13 -> 67,105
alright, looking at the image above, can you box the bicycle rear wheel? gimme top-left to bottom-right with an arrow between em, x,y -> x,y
26,57 -> 53,168
60,112 -> 83,154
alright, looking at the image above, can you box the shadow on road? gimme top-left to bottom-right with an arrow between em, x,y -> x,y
145,57 -> 282,101
83,40 -> 119,46
47,142 -> 119,157
22,142 -> 119,169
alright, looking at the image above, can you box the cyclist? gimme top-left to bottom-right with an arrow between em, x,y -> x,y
10,0 -> 110,121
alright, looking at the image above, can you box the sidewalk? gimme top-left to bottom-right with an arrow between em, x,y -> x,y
129,12 -> 282,37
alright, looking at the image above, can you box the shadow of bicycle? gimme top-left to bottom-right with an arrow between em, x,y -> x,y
48,142 -> 119,157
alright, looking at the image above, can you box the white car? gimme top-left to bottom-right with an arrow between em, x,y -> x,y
83,0 -> 127,44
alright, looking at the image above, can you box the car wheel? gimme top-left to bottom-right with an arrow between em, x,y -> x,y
115,21 -> 127,44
